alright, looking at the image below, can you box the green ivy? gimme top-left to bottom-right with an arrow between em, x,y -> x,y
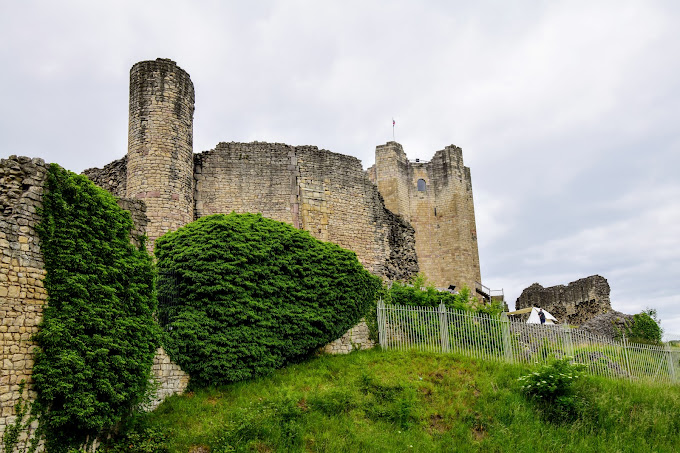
379,273 -> 503,314
32,164 -> 159,452
155,213 -> 381,387
1,381 -> 36,453
365,274 -> 503,342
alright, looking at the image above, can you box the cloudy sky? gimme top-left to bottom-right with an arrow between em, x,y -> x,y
2,1 -> 679,336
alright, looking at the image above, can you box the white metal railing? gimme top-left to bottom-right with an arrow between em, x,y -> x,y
376,301 -> 679,385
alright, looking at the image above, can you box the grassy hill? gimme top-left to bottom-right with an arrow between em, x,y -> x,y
112,349 -> 680,453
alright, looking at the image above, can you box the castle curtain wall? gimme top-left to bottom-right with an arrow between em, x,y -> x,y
193,142 -> 418,281
82,59 -> 479,289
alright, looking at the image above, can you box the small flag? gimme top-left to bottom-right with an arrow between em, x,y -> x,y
393,119 -> 395,126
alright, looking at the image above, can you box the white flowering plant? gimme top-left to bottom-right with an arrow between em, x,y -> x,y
517,357 -> 587,421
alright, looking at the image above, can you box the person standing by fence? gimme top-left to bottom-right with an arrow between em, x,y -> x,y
538,309 -> 546,325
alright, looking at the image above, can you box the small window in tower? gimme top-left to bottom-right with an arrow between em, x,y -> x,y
417,179 -> 427,192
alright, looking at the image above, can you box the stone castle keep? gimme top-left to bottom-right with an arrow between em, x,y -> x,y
84,58 -> 482,292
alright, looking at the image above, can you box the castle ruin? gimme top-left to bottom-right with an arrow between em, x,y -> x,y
1,58 -> 483,447
515,275 -> 612,325
84,58 -> 482,292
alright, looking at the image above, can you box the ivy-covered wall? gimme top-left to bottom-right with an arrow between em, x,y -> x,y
0,156 -> 188,452
0,153 -> 391,450
31,163 -> 160,450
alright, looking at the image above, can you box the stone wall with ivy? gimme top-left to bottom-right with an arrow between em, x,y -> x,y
0,153 -> 379,449
0,156 -> 188,451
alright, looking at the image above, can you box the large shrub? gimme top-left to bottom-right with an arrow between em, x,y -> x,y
33,164 -> 159,452
382,274 -> 503,315
627,309 -> 663,344
155,213 -> 381,387
365,274 -> 504,343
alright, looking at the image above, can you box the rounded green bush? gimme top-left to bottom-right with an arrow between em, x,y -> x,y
628,309 -> 663,344
155,213 -> 381,387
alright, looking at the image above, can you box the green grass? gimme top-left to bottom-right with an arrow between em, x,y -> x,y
118,349 -> 680,453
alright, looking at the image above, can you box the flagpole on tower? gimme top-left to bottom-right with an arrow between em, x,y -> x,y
392,118 -> 395,141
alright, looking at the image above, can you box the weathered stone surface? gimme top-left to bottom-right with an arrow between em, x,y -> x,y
578,310 -> 634,340
145,347 -> 189,411
0,156 -> 47,450
116,198 -> 148,250
82,60 -> 480,289
322,320 -> 375,355
193,142 -> 419,280
126,58 -> 195,252
515,275 -> 611,325
0,156 -> 186,450
369,142 -> 481,292
83,156 -> 127,197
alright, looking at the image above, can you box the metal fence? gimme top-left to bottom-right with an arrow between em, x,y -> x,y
156,269 -> 180,328
376,301 -> 679,385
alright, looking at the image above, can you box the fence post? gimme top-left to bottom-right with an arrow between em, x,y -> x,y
438,302 -> 449,353
377,299 -> 385,349
622,336 -> 633,382
666,343 -> 677,384
500,312 -> 513,363
561,323 -> 573,359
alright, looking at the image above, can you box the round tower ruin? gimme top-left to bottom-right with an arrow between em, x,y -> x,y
126,58 -> 195,249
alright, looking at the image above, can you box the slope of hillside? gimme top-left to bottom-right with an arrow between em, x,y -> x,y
111,349 -> 680,453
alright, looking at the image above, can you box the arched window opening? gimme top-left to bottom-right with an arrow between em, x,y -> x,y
417,179 -> 427,192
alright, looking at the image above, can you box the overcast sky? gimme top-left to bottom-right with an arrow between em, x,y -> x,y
2,1 -> 679,336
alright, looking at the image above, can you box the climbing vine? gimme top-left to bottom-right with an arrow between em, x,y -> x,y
32,164 -> 159,452
1,381 -> 37,453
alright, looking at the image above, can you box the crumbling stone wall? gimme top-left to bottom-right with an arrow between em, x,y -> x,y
321,320 -> 374,354
383,209 -> 418,281
146,348 -> 189,411
194,142 -> 419,281
578,310 -> 634,340
194,143 -> 299,226
516,275 -> 612,325
115,197 -> 148,249
82,155 -> 127,197
369,142 -> 481,291
83,60 -> 479,289
0,156 -> 47,450
0,156 -> 188,450
83,58 -> 497,289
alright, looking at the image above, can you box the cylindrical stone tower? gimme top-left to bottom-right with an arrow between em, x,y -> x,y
126,58 -> 195,250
